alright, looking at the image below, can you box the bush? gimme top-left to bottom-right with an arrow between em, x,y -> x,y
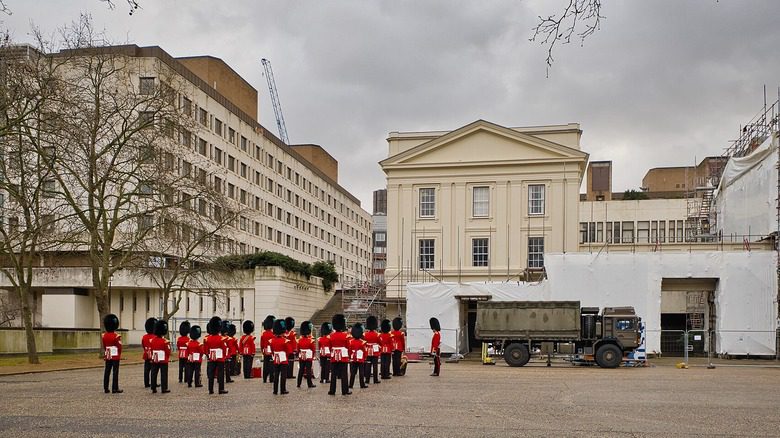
214,252 -> 338,291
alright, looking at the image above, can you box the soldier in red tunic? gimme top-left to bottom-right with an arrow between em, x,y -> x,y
260,315 -> 275,383
379,319 -> 394,380
149,319 -> 171,393
141,317 -> 157,388
176,320 -> 191,383
284,317 -> 297,379
227,323 -> 240,381
430,317 -> 441,376
328,314 -> 351,395
270,319 -> 291,395
296,321 -> 316,388
318,322 -> 332,384
239,320 -> 256,379
185,325 -> 203,388
348,323 -> 368,389
363,316 -> 381,384
101,313 -> 122,394
203,316 -> 228,395
391,317 -> 406,376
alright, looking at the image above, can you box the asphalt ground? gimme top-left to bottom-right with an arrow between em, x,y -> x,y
0,358 -> 778,437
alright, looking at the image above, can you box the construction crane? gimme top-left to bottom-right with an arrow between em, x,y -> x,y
260,58 -> 290,145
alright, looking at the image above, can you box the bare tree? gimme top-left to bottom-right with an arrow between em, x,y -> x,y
0,291 -> 20,327
531,0 -> 604,76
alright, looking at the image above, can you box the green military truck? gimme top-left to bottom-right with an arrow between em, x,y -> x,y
474,301 -> 641,368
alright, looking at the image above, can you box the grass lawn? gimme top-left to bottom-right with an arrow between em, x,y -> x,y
0,347 -> 146,375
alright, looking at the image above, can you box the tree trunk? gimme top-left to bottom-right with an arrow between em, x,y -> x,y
18,286 -> 39,364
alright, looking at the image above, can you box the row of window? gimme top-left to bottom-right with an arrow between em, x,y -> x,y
416,237 -> 545,269
580,220 -> 693,244
417,185 -> 546,219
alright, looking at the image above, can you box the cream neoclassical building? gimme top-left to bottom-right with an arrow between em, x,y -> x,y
380,120 -> 588,303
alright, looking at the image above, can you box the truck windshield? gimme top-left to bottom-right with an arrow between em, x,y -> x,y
616,319 -> 635,330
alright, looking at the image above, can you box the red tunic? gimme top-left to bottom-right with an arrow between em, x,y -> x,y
239,334 -> 256,356
260,329 -> 274,356
379,333 -> 394,355
141,333 -> 155,360
102,332 -> 122,361
176,335 -> 190,359
317,335 -> 331,358
391,330 -> 405,352
297,335 -> 315,362
149,336 -> 171,363
186,339 -> 203,363
329,331 -> 350,363
270,336 -> 291,365
286,330 -> 298,353
431,331 -> 441,353
227,336 -> 239,357
364,330 -> 381,357
203,334 -> 228,362
348,338 -> 367,363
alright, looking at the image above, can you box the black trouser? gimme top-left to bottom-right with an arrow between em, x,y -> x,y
103,360 -> 120,392
392,350 -> 402,376
286,353 -> 295,378
273,363 -> 287,394
349,361 -> 367,389
433,349 -> 441,375
143,359 -> 152,387
242,354 -> 254,378
329,362 -> 349,395
319,357 -> 330,383
150,362 -> 168,392
206,361 -> 225,393
365,356 -> 380,383
297,360 -> 315,387
380,353 -> 392,378
225,357 -> 234,382
178,357 -> 188,382
186,361 -> 202,386
262,355 -> 273,382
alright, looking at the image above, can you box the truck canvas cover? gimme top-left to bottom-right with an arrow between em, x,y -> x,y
475,301 -> 581,340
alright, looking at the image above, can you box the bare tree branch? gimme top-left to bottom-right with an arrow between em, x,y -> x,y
98,0 -> 141,15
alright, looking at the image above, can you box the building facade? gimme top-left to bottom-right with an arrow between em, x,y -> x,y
371,189 -> 387,285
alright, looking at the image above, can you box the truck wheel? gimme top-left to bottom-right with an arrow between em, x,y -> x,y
595,344 -> 622,368
504,343 -> 530,367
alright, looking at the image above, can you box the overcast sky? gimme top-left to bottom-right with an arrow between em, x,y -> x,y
3,0 -> 779,211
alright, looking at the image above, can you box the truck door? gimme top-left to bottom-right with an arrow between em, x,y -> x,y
613,318 -> 639,349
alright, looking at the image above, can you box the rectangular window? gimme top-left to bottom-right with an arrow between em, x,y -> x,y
528,184 -> 545,215
374,232 -> 386,242
139,77 -> 155,95
181,96 -> 192,115
419,188 -> 435,218
198,108 -> 208,126
241,136 -> 248,152
419,239 -> 435,270
472,238 -> 489,267
596,222 -> 603,242
637,221 -> 650,243
528,237 -> 544,268
658,220 -> 666,243
228,128 -> 235,144
228,155 -> 235,172
198,138 -> 207,156
622,222 -> 634,243
214,118 -> 223,136
472,186 -> 489,217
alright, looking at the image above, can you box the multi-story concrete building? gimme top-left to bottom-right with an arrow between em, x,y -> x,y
371,189 -> 387,285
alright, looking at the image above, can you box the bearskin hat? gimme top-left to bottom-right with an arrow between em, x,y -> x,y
351,322 -> 364,340
189,325 -> 202,340
154,319 -> 168,337
144,317 -> 157,334
429,317 -> 441,331
179,320 -> 191,337
392,317 -> 403,331
207,316 -> 222,335
366,315 -> 378,331
273,318 -> 286,336
243,320 -> 255,335
380,319 -> 391,333
300,321 -> 312,336
103,314 -> 119,332
262,315 -> 275,330
220,320 -> 230,335
284,317 -> 295,332
227,323 -> 237,337
320,322 -> 332,337
332,314 -> 347,332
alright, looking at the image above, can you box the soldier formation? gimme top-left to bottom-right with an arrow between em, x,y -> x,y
100,312 -> 413,396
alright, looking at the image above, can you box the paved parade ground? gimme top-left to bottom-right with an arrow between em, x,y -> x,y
0,359 -> 779,437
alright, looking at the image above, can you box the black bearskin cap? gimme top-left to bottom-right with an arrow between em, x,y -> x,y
273,318 -> 286,336
227,323 -> 237,337
190,325 -> 202,340
154,319 -> 168,337
262,315 -> 275,330
243,320 -> 255,335
300,321 -> 312,336
103,314 -> 119,332
320,322 -> 332,337
380,319 -> 391,333
429,317 -> 441,331
332,314 -> 346,332
366,315 -> 378,331
145,317 -> 157,334
179,320 -> 191,337
392,317 -> 403,331
284,317 -> 295,332
207,316 -> 222,335
220,320 -> 230,335
351,322 -> 364,340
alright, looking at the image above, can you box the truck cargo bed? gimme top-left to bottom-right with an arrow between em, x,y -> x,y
475,301 -> 581,340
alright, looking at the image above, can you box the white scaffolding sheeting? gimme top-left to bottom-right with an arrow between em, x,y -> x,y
406,251 -> 777,356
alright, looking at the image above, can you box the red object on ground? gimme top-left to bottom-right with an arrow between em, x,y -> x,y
405,352 -> 422,362
251,366 -> 262,378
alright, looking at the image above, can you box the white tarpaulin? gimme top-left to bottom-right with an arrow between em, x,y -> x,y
406,251 -> 777,356
714,135 -> 778,239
